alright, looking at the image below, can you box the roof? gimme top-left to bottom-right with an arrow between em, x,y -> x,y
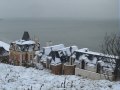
75,48 -> 117,59
0,41 -> 10,51
11,31 -> 36,46
41,44 -> 65,55
22,31 -> 30,41
51,57 -> 61,65
58,45 -> 78,56
13,40 -> 35,45
75,48 -> 89,53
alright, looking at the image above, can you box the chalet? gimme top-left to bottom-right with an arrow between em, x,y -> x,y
72,48 -> 116,80
9,31 -> 40,66
0,41 -> 10,63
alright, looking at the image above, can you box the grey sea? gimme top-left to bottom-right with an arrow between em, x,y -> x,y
0,18 -> 119,51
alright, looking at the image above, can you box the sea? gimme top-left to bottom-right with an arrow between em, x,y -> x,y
0,18 -> 119,52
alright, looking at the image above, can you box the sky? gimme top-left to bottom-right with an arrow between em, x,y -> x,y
0,0 -> 119,20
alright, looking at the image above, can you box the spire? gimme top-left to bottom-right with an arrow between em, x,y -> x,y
22,31 -> 30,41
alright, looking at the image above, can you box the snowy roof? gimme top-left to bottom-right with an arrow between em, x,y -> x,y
76,48 -> 103,56
79,54 -> 90,63
41,44 -> 65,55
12,39 -> 35,45
51,57 -> 61,65
0,41 -> 10,51
58,46 -> 78,56
85,51 -> 104,56
76,48 -> 116,59
76,51 -> 115,68
76,48 -> 89,52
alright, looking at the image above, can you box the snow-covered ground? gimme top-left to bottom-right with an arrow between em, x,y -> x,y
0,63 -> 120,90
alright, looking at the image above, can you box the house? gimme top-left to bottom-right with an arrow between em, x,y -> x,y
0,41 -> 10,63
34,44 -> 78,75
72,48 -> 116,80
50,51 -> 63,75
58,46 -> 78,75
35,44 -> 65,68
48,46 -> 78,75
9,31 -> 40,66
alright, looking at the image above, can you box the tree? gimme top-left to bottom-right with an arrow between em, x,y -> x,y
101,33 -> 120,80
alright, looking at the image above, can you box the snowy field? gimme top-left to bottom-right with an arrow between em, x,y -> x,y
0,63 -> 120,90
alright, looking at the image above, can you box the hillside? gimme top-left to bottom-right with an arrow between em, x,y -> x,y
0,63 -> 120,90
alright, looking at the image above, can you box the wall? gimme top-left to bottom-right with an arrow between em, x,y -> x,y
86,65 -> 96,72
64,64 -> 75,75
75,68 -> 113,80
9,50 -> 35,66
51,64 -> 62,75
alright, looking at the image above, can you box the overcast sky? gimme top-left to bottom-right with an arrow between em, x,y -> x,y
0,0 -> 119,20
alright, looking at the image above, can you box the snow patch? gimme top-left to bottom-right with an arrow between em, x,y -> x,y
0,63 -> 120,90
0,41 -> 10,51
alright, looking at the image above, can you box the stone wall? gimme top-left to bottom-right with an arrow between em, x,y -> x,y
64,64 -> 75,75
9,50 -> 35,66
75,68 -> 113,80
51,64 -> 62,75
46,59 -> 51,69
86,65 -> 96,72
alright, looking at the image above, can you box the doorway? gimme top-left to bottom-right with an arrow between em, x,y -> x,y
81,60 -> 85,69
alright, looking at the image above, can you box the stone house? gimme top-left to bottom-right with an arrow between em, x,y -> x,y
43,45 -> 78,75
0,41 -> 10,63
57,46 -> 78,75
72,48 -> 116,80
35,44 -> 65,68
34,44 -> 78,75
9,31 -> 40,66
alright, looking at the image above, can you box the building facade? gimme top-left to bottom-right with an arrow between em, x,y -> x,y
9,31 -> 40,66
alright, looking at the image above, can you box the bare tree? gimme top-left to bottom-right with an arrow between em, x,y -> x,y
101,33 -> 120,80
